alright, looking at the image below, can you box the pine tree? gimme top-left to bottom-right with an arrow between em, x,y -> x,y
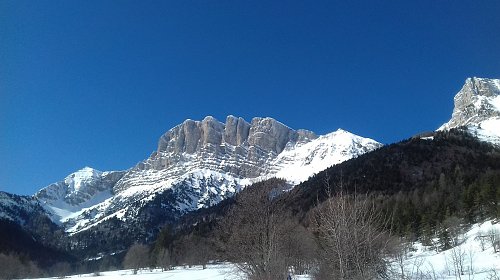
438,226 -> 452,251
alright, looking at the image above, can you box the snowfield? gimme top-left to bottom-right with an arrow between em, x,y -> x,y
31,264 -> 244,280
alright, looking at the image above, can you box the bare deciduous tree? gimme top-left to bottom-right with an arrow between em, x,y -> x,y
156,248 -> 171,271
313,188 -> 394,280
123,243 -> 150,274
178,234 -> 211,269
220,179 -> 294,280
50,261 -> 72,278
476,230 -> 488,251
487,228 -> 500,253
447,245 -> 466,279
0,253 -> 26,279
282,223 -> 317,275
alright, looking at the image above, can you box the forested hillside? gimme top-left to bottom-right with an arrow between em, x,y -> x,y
287,129 -> 500,234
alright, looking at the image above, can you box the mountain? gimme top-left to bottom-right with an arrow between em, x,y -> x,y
35,168 -> 125,228
22,116 -> 380,255
1,78 -> 499,265
439,77 -> 500,144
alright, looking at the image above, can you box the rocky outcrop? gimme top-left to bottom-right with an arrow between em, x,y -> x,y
439,77 -> 500,146
224,115 -> 250,146
129,116 -> 318,182
440,77 -> 500,130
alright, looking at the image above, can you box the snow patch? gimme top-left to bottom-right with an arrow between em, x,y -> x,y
491,95 -> 500,111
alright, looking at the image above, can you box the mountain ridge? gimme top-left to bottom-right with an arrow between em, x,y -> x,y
29,116 -> 380,240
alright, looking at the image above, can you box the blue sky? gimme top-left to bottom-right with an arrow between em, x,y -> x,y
1,1 -> 500,195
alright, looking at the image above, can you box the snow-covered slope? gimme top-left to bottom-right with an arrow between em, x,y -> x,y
390,220 -> 500,279
271,129 -> 381,183
439,77 -> 500,145
26,116 -> 380,236
35,167 -> 125,224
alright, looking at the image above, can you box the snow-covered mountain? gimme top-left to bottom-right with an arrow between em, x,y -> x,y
439,77 -> 500,145
270,128 -> 382,184
34,168 -> 125,231
32,116 -> 381,236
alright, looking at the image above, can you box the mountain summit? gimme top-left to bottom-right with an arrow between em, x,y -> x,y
31,116 -> 381,244
439,77 -> 500,144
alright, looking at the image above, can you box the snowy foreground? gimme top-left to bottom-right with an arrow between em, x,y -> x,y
28,264 -> 310,280
391,220 -> 500,279
26,221 -> 499,280
30,264 -> 245,280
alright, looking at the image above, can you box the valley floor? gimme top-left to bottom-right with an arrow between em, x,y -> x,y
30,264 -> 243,280
27,264 -> 310,280
25,220 -> 499,280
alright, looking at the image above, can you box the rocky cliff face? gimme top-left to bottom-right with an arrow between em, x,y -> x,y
440,77 -> 500,129
156,116 -> 315,156
111,116 -> 319,197
439,77 -> 500,145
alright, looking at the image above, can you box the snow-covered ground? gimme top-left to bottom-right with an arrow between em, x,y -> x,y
390,220 -> 500,279
30,264 -> 241,280
26,263 -> 311,280
25,221 -> 499,280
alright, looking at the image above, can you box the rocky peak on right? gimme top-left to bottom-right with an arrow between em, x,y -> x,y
439,77 -> 500,145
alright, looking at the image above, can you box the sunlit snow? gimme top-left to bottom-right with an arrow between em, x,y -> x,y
390,220 -> 500,279
469,118 -> 500,146
272,129 -> 381,184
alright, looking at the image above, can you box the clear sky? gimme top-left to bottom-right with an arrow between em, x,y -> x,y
1,1 -> 500,195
